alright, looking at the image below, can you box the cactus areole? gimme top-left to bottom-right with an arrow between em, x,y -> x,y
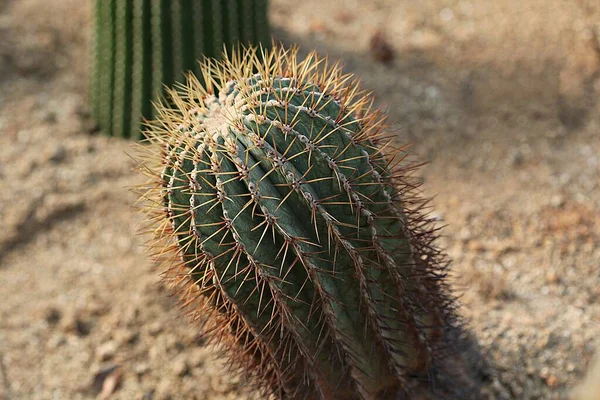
137,46 -> 459,399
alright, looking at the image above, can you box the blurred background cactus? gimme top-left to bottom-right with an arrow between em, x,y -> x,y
91,0 -> 270,139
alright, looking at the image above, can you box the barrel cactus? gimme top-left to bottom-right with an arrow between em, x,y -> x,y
136,45 -> 463,399
92,0 -> 270,139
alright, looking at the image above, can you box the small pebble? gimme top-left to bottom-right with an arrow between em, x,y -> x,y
96,341 -> 117,361
172,359 -> 190,377
550,195 -> 565,208
148,322 -> 163,336
44,307 -> 62,325
546,271 -> 559,284
134,362 -> 150,376
545,375 -> 558,387
47,145 -> 66,163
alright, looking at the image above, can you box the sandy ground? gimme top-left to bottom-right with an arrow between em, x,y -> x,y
1,0 -> 599,399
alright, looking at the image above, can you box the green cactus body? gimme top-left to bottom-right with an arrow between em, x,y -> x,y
92,0 -> 271,139
137,46 -> 458,399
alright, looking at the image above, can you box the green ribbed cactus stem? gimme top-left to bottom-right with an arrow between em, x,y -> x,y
136,46 -> 463,399
91,0 -> 271,140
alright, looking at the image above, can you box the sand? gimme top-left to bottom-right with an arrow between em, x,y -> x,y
1,0 -> 599,399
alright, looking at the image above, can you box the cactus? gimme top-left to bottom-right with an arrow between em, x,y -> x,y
92,0 -> 270,139
136,45 -> 462,399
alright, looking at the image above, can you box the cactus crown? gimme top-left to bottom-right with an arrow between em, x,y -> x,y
136,45 -> 458,399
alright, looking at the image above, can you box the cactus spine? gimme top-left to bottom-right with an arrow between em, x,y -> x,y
92,0 -> 270,139
137,46 -> 459,399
